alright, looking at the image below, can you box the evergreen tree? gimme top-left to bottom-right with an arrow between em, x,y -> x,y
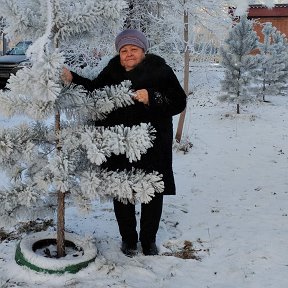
220,15 -> 259,114
123,1 -> 278,70
124,0 -> 231,69
270,29 -> 288,96
0,0 -> 164,256
253,22 -> 288,101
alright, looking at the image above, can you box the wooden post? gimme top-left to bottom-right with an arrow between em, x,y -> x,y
175,7 -> 189,142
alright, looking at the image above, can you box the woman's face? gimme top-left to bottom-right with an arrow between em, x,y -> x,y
119,45 -> 145,71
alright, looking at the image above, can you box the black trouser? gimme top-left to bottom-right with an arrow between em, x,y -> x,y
113,193 -> 163,246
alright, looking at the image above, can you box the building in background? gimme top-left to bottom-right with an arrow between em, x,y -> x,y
248,4 -> 288,41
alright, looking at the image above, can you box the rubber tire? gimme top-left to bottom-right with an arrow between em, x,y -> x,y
15,231 -> 97,274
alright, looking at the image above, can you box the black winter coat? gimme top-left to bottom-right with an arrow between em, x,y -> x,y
72,54 -> 186,195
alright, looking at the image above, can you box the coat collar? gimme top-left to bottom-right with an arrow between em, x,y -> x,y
107,53 -> 167,73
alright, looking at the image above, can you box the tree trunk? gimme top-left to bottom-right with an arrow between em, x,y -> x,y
55,110 -> 65,257
262,78 -> 266,102
175,7 -> 189,142
51,0 -> 66,257
236,68 -> 241,115
57,191 -> 65,258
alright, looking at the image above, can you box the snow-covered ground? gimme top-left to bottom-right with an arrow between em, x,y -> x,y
0,64 -> 287,287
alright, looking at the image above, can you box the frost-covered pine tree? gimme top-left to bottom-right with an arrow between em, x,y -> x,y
0,0 -> 164,257
124,0 -> 276,69
220,15 -> 259,114
252,22 -> 288,101
125,0 -> 230,69
270,29 -> 288,96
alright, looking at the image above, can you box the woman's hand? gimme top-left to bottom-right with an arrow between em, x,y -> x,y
133,89 -> 149,105
61,67 -> 73,84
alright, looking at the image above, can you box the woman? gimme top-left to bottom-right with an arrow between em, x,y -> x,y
62,29 -> 186,256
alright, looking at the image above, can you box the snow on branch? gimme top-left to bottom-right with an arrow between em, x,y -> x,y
0,77 -> 135,122
78,123 -> 156,164
0,119 -> 159,218
52,0 -> 128,42
60,122 -> 156,167
0,182 -> 55,226
0,0 -> 44,40
0,123 -> 55,224
7,49 -> 65,102
0,124 -> 38,165
0,183 -> 47,215
74,168 -> 164,210
0,0 -> 127,42
88,80 -> 135,120
0,48 -> 65,120
0,90 -> 56,120
59,80 -> 135,121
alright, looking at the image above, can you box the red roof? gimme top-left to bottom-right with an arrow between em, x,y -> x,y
248,4 -> 288,17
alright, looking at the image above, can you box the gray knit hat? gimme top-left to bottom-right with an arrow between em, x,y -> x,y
115,29 -> 149,53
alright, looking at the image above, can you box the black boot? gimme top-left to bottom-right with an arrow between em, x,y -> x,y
141,242 -> 158,256
121,242 -> 138,257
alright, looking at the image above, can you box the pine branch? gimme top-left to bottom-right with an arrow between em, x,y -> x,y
81,123 -> 156,164
53,0 -> 128,42
0,0 -> 45,40
72,168 -> 164,211
58,80 -> 135,121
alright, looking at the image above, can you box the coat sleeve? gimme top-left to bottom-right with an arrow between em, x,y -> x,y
71,67 -> 109,92
146,66 -> 187,117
